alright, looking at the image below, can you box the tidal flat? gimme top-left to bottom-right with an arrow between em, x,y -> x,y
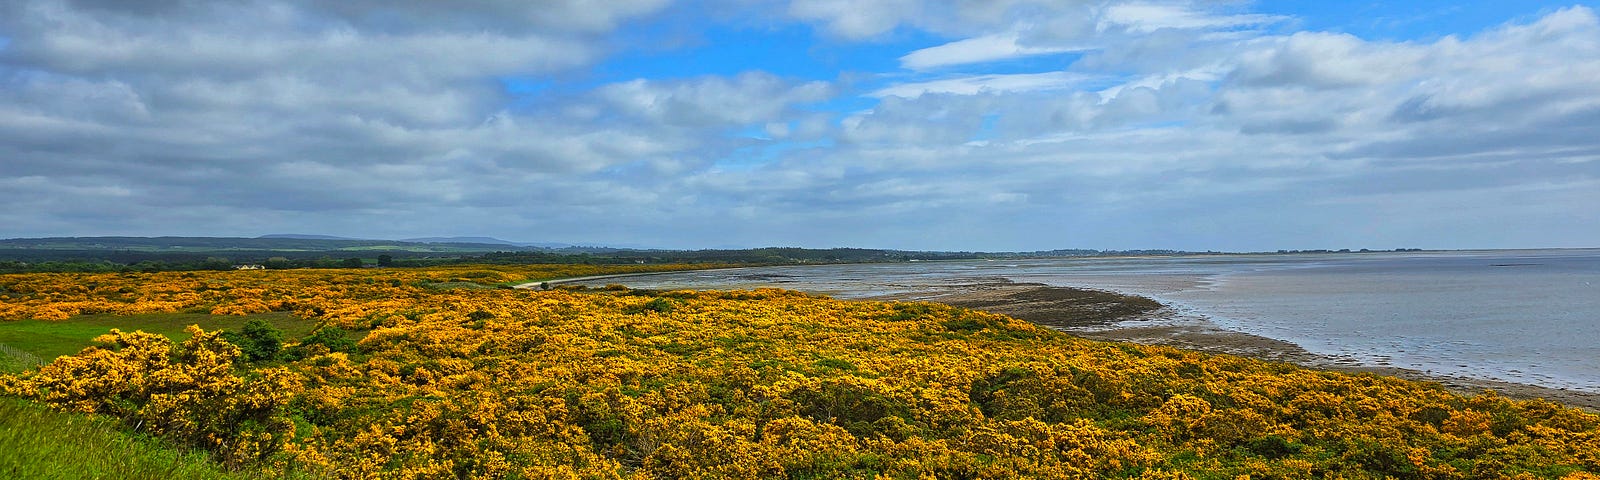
881,280 -> 1600,411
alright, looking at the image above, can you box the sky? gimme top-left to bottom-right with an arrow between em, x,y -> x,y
1,0 -> 1597,252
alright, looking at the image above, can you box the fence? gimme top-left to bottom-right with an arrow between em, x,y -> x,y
0,342 -> 44,373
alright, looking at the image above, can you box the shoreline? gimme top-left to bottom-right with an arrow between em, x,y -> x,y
871,281 -> 1600,411
554,267 -> 1600,411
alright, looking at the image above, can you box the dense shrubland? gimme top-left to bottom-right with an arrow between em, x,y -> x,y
0,264 -> 710,320
1,267 -> 1597,478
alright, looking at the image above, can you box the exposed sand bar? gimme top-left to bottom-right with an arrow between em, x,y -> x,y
870,280 -> 1600,411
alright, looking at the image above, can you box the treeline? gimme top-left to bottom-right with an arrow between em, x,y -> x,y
0,248 -> 396,264
0,257 -> 374,274
0,236 -> 504,252
0,246 -> 991,273
0,236 -> 1207,274
463,247 -> 986,265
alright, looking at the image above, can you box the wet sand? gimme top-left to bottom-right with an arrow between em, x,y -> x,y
873,281 -> 1600,411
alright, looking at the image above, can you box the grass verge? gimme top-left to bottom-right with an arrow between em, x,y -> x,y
0,397 -> 257,479
0,311 -> 314,363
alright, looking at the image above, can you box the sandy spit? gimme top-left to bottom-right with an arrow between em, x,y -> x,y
871,281 -> 1600,411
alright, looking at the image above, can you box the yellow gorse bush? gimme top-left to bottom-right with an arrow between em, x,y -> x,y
0,264 -> 714,321
2,267 -> 1599,478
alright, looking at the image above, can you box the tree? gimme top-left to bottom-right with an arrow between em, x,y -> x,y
341,257 -> 364,268
377,254 -> 394,267
220,319 -> 283,362
264,257 -> 292,269
202,257 -> 232,270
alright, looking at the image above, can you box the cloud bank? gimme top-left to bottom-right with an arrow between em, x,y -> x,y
1,0 -> 1596,251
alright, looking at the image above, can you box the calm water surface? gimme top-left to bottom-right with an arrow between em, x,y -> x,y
576,250 -> 1600,392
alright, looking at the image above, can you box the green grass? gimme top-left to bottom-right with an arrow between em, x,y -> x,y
0,397 -> 267,479
0,343 -> 43,374
0,312 -> 316,365
0,312 -> 328,478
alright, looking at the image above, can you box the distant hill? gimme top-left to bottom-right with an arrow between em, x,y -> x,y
0,235 -> 1217,273
402,236 -> 519,246
403,237 -> 577,249
258,234 -> 365,240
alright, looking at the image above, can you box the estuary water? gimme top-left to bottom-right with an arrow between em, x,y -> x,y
573,250 -> 1600,393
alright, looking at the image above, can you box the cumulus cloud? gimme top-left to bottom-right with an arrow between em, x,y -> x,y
1,0 -> 1596,250
714,4 -> 1600,249
1230,32 -> 1426,88
0,0 -> 685,235
596,72 -> 833,126
786,0 -> 925,39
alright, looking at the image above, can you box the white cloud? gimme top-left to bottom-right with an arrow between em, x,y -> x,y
872,71 -> 1095,98
307,0 -> 672,33
596,72 -> 834,126
1231,32 -> 1426,89
695,5 -> 1600,249
0,0 -> 689,235
900,32 -> 1090,70
2,0 -> 1598,250
1098,2 -> 1285,33
786,0 -> 925,39
787,0 -> 1101,39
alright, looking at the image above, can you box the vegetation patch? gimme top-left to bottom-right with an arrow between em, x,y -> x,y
0,267 -> 1596,478
0,397 -> 277,479
0,312 -> 310,362
0,343 -> 42,374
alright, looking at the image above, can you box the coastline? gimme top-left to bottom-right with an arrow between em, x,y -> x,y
871,280 -> 1600,411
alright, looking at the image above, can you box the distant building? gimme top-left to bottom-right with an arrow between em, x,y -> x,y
235,264 -> 266,270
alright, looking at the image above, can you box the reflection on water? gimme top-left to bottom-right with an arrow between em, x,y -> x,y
575,249 -> 1600,393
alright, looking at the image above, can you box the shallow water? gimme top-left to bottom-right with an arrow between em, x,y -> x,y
575,250 -> 1600,393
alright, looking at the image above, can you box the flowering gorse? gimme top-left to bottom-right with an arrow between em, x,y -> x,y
2,267 -> 1598,478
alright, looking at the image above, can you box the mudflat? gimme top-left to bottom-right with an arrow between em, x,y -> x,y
873,280 -> 1600,411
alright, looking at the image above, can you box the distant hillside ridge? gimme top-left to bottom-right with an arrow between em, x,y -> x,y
257,234 -> 364,240
402,236 -> 581,249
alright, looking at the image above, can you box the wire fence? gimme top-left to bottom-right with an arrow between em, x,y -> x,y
0,342 -> 44,373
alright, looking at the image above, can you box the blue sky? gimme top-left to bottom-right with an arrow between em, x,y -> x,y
1,1 -> 1597,251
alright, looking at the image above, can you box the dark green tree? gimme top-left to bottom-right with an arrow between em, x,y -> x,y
221,319 -> 283,362
376,254 -> 394,267
341,257 -> 364,268
202,257 -> 233,270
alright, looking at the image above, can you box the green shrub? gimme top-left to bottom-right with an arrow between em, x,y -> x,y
624,298 -> 674,314
283,326 -> 356,360
220,319 -> 283,363
788,381 -> 916,438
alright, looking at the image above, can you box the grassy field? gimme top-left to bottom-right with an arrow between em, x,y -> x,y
0,311 -> 315,369
0,312 -> 321,478
0,397 -> 268,479
0,343 -> 41,374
